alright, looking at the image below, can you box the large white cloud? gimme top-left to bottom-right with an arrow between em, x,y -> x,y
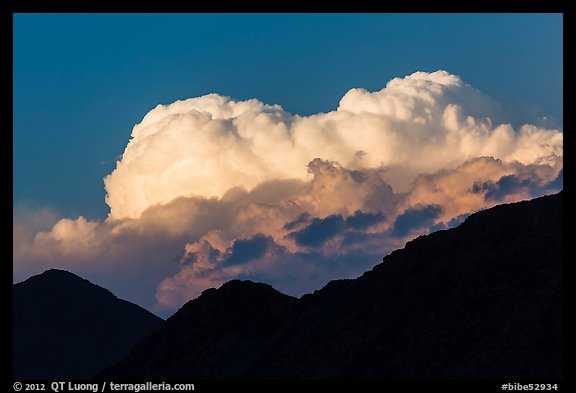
104,70 -> 562,219
14,71 -> 563,313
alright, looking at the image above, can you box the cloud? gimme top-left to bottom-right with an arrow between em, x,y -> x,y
291,215 -> 346,248
284,213 -> 312,231
103,71 -> 562,220
224,235 -> 277,266
289,210 -> 387,248
345,210 -> 387,230
13,71 -> 563,314
392,205 -> 443,238
473,168 -> 564,201
13,206 -> 60,273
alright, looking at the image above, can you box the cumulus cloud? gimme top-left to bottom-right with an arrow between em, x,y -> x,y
14,71 -> 563,313
103,70 -> 561,220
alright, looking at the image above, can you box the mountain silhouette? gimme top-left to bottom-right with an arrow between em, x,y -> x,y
102,280 -> 297,379
101,192 -> 562,380
13,269 -> 164,379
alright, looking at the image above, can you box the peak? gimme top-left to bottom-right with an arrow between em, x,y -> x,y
167,279 -> 297,329
40,268 -> 83,279
14,269 -> 118,304
18,268 -> 100,289
211,280 -> 296,303
192,280 -> 297,306
14,269 -> 164,380
21,268 -> 85,282
195,280 -> 293,302
220,279 -> 277,291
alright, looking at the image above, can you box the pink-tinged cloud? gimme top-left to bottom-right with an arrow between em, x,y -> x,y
13,71 -> 562,313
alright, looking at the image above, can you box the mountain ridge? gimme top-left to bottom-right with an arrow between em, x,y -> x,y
13,269 -> 164,379
101,192 -> 563,380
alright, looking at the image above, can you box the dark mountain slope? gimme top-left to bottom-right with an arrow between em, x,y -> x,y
13,269 -> 164,379
102,192 -> 563,380
102,280 -> 297,379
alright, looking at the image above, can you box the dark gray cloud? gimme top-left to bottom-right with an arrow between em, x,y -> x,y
392,205 -> 443,238
291,215 -> 346,248
429,212 -> 471,233
283,213 -> 311,231
473,169 -> 563,201
345,210 -> 386,230
289,210 -> 387,248
224,235 -> 275,266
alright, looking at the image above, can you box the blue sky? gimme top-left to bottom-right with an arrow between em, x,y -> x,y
13,13 -> 563,219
